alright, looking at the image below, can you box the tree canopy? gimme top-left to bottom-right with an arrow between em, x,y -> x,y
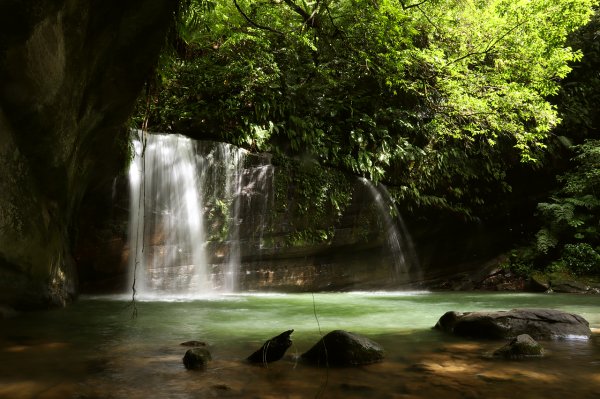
133,0 -> 598,218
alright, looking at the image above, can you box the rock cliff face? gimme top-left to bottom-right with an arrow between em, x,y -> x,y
0,0 -> 177,308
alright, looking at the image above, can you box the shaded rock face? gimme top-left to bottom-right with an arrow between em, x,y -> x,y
435,308 -> 591,340
183,347 -> 212,370
0,0 -> 177,308
493,334 -> 544,359
301,330 -> 384,366
247,330 -> 293,364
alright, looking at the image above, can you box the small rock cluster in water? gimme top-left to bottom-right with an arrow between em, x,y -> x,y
183,308 -> 592,371
434,308 -> 591,339
433,307 -> 594,362
182,329 -> 385,370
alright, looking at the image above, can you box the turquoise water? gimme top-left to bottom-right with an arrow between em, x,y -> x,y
1,291 -> 599,398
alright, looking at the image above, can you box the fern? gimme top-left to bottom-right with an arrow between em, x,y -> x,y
564,195 -> 600,209
536,228 -> 558,254
568,218 -> 585,228
537,202 -> 575,224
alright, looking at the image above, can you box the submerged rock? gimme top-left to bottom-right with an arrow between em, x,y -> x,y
180,340 -> 207,347
434,308 -> 591,339
493,334 -> 544,359
183,347 -> 212,370
247,330 -> 294,364
301,330 -> 384,366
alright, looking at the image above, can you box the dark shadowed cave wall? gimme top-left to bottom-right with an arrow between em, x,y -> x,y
0,0 -> 178,309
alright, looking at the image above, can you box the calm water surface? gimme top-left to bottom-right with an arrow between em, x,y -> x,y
1,291 -> 599,398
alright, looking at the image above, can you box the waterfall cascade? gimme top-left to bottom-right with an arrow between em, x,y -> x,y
127,131 -> 272,298
126,131 -> 419,297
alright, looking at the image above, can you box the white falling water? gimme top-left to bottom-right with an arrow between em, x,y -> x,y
360,178 -> 421,284
127,131 -> 263,298
222,146 -> 244,293
246,163 -> 274,252
128,133 -> 209,298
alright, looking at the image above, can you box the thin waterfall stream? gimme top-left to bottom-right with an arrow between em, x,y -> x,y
360,178 -> 421,284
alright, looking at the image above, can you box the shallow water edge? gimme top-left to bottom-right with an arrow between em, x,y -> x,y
1,291 -> 599,399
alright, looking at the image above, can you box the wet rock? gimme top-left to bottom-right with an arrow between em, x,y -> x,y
434,308 -> 591,339
183,347 -> 212,370
493,334 -> 544,359
301,330 -> 384,366
180,340 -> 207,347
434,311 -> 464,333
528,275 -> 550,292
247,330 -> 293,364
550,279 -> 590,294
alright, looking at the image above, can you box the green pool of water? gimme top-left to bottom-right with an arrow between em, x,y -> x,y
1,291 -> 599,398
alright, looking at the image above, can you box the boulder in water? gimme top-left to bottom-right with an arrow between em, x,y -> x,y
301,330 -> 384,366
434,308 -> 591,339
247,330 -> 294,364
183,347 -> 212,370
493,334 -> 544,359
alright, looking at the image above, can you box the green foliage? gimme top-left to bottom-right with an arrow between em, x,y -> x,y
501,248 -> 536,277
511,140 -> 600,276
535,228 -> 558,255
272,156 -> 354,245
561,243 -> 600,276
535,140 -> 600,249
506,7 -> 600,278
553,9 -> 600,142
131,0 -> 598,219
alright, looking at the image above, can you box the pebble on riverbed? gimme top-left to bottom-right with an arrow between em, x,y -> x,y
493,334 -> 544,360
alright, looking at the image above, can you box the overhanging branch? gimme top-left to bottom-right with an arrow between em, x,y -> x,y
399,0 -> 430,10
282,0 -> 321,28
233,0 -> 284,35
444,18 -> 527,68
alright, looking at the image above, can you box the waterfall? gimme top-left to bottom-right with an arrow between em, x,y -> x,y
125,130 -> 418,295
127,131 -> 271,298
360,178 -> 421,285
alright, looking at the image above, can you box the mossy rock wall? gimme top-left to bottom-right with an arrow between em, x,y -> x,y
0,0 -> 177,308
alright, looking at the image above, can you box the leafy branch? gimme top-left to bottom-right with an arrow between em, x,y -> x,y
399,0 -> 431,10
232,0 -> 284,35
444,17 -> 528,68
